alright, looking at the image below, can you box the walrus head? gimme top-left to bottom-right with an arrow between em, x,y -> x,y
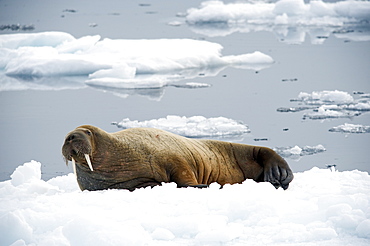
62,125 -> 160,191
62,126 -> 95,173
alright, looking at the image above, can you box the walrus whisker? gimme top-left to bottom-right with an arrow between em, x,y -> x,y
84,154 -> 94,171
72,157 -> 77,178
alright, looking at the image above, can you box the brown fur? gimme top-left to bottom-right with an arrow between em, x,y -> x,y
62,125 -> 293,191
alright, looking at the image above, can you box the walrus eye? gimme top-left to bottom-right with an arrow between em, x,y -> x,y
85,130 -> 92,136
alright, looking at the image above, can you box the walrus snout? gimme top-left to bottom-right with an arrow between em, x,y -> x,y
62,129 -> 94,172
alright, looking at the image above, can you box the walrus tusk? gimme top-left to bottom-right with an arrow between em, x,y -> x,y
84,154 -> 94,171
72,157 -> 77,177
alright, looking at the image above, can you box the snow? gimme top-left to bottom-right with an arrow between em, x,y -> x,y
184,0 -> 370,43
112,115 -> 250,138
278,90 -> 370,121
0,31 -> 273,90
1,161 -> 370,246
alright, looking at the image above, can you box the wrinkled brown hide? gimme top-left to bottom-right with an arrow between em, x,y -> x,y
62,125 -> 293,191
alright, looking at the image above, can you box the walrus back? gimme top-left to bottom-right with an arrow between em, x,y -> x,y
112,128 -> 249,185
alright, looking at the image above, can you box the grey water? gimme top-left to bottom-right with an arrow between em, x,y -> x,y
1,0 -> 369,181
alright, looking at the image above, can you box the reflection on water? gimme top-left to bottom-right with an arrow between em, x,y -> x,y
0,73 -> 86,91
88,84 -> 166,101
0,56 -> 272,100
187,23 -> 370,44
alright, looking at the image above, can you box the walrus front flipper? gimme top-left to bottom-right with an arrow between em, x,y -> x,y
281,167 -> 294,190
263,165 -> 294,190
255,147 -> 294,190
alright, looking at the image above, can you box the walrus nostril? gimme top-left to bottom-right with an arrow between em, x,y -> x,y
66,134 -> 75,142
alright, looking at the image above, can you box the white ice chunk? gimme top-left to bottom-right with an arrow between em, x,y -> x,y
282,90 -> 370,121
298,90 -> 354,105
10,160 -> 41,186
274,144 -> 326,159
329,123 -> 370,134
113,115 -> 250,138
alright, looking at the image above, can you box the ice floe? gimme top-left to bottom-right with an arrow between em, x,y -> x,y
1,161 -> 370,245
183,0 -> 370,44
274,144 -> 326,159
170,82 -> 211,89
112,115 -> 250,138
277,90 -> 370,121
296,90 -> 355,105
329,123 -> 370,134
0,24 -> 35,32
303,105 -> 362,120
0,31 -> 274,91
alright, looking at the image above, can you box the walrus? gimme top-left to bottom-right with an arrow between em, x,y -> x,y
62,125 -> 293,191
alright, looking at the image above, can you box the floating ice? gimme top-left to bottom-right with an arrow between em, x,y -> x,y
303,105 -> 362,120
278,90 -> 370,121
171,82 -> 211,89
0,31 -> 274,91
329,123 -> 370,134
274,144 -> 326,159
1,161 -> 370,245
277,106 -> 312,113
0,24 -> 35,31
184,0 -> 370,44
167,21 -> 182,27
112,115 -> 250,138
342,102 -> 370,111
297,90 -> 354,105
